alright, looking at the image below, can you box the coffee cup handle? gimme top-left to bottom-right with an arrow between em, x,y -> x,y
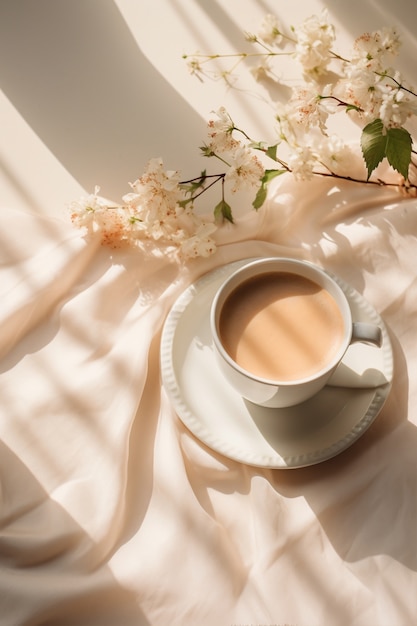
351,322 -> 383,347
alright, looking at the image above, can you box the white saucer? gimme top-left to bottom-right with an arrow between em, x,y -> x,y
160,259 -> 393,468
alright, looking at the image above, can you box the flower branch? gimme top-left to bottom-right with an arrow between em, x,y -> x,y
69,11 -> 417,261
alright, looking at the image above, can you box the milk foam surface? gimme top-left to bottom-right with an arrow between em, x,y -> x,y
219,273 -> 345,381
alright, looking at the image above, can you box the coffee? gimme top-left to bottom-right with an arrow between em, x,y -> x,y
219,272 -> 345,381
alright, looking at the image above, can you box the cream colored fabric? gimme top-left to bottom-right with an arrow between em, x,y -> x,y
1,1 -> 417,623
0,174 -> 416,626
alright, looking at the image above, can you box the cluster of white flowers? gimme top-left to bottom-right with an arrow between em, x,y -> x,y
335,27 -> 417,128
70,110 -> 268,259
206,107 -> 238,152
185,10 -> 415,185
70,159 -> 217,260
351,28 -> 401,70
69,186 -> 130,248
256,13 -> 283,47
293,11 -> 336,77
207,107 -> 265,193
275,82 -> 355,180
250,12 -> 417,181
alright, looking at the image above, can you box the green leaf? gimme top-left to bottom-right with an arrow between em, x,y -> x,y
252,186 -> 268,210
361,119 -> 412,180
385,127 -> 412,180
248,142 -> 280,162
345,104 -> 362,113
199,144 -> 215,157
252,169 -> 286,209
214,199 -> 234,223
189,170 -> 207,191
265,144 -> 279,161
361,119 -> 386,179
178,198 -> 192,208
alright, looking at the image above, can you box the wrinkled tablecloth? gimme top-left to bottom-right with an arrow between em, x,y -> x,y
0,171 -> 416,626
1,0 -> 417,623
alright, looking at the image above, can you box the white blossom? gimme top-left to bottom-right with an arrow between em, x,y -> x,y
338,66 -> 380,121
69,186 -> 132,248
69,189 -> 134,248
225,145 -> 265,192
257,14 -> 283,46
69,186 -> 104,229
294,10 -> 335,78
206,127 -> 240,154
206,107 -> 240,154
352,27 -> 401,71
317,135 -> 355,175
287,145 -> 317,180
129,157 -> 182,198
338,63 -> 417,127
379,90 -> 417,128
377,74 -> 417,127
283,85 -> 330,133
179,221 -> 217,259
124,158 -> 185,235
209,107 -> 235,134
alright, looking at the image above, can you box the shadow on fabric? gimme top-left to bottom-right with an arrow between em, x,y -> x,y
0,0 -> 208,201
0,441 -> 150,626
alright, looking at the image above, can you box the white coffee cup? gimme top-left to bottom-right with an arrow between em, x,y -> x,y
210,257 -> 382,408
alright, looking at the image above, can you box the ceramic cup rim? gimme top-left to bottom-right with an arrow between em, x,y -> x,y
210,257 -> 353,387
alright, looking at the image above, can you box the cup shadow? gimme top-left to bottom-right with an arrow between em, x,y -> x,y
267,328 -> 417,572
